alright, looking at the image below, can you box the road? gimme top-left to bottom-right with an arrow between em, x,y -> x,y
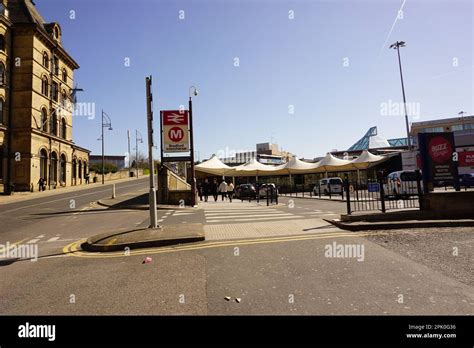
0,183 -> 473,315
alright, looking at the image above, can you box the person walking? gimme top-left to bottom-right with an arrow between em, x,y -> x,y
227,181 -> 234,202
211,178 -> 218,202
37,177 -> 46,191
203,178 -> 210,202
85,172 -> 90,184
218,179 -> 228,201
197,181 -> 203,201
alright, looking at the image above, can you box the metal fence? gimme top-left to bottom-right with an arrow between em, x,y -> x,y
344,171 -> 423,214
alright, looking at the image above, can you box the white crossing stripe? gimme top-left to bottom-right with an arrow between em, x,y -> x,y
207,215 -> 303,223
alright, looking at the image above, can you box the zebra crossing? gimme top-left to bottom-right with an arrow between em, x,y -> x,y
202,204 -> 338,224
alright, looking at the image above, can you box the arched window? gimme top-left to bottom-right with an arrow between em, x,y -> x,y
72,158 -> 77,183
41,76 -> 49,96
43,52 -> 49,68
61,118 -> 66,139
0,35 -> 4,52
78,160 -> 82,180
40,108 -> 48,131
51,152 -> 58,184
39,149 -> 48,181
50,109 -> 57,136
60,154 -> 66,184
61,91 -> 67,108
62,68 -> 67,83
0,98 -> 3,125
84,162 -> 87,178
0,63 -> 5,85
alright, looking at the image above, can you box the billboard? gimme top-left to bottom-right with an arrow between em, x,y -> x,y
418,132 -> 459,191
161,110 -> 189,153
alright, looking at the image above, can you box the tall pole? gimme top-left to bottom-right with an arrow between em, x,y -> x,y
146,76 -> 158,228
101,109 -> 105,184
189,95 -> 196,206
392,42 -> 411,149
135,129 -> 139,178
127,129 -> 131,176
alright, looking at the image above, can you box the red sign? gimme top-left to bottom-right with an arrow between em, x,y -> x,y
162,111 -> 188,125
428,136 -> 452,163
459,151 -> 474,167
168,127 -> 184,142
161,110 -> 190,153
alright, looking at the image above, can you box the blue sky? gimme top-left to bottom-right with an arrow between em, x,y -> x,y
37,0 -> 473,160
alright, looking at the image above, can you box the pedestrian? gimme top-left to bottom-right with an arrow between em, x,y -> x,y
227,181 -> 234,202
211,178 -> 218,202
218,179 -> 228,201
37,177 -> 45,191
197,182 -> 203,201
203,178 -> 210,202
85,172 -> 90,184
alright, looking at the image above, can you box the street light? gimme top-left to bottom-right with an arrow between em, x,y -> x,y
101,110 -> 113,184
458,111 -> 466,130
135,129 -> 143,178
189,86 -> 198,206
389,40 -> 411,149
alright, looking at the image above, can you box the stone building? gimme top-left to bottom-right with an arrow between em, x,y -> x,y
0,0 -> 89,193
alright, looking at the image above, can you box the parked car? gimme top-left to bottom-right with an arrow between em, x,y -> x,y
384,170 -> 422,198
234,184 -> 257,199
258,183 -> 277,198
314,177 -> 343,195
459,173 -> 474,188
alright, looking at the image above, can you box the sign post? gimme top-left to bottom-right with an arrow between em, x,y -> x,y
146,76 -> 158,229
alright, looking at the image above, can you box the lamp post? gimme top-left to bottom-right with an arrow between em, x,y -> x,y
458,111 -> 466,130
389,41 -> 411,149
135,129 -> 143,178
101,110 -> 112,184
189,86 -> 198,206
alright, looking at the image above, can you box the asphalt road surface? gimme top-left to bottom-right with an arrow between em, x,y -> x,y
0,184 -> 473,315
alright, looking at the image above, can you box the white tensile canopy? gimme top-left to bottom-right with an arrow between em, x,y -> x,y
233,158 -> 283,178
315,153 -> 353,173
195,154 -> 235,176
195,151 -> 392,177
350,150 -> 386,170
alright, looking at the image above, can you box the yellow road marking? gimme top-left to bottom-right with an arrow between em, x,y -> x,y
62,231 -> 383,259
106,238 -> 117,246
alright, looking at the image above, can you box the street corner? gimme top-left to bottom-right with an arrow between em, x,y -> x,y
80,223 -> 205,253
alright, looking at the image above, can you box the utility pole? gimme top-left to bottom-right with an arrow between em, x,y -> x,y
189,86 -> 198,207
135,129 -> 143,178
146,76 -> 158,228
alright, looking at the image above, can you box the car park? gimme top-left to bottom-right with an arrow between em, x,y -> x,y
384,170 -> 422,198
258,183 -> 277,198
234,184 -> 257,199
314,177 -> 343,195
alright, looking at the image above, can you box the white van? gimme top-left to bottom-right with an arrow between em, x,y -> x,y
384,171 -> 422,197
315,177 -> 343,195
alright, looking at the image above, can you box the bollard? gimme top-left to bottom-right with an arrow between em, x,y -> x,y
112,184 -> 116,199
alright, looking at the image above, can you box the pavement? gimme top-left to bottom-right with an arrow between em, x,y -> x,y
0,183 -> 473,315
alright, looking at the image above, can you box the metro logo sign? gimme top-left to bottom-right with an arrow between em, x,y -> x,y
161,110 -> 189,153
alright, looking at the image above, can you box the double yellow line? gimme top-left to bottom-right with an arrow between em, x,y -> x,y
62,231 -> 384,259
